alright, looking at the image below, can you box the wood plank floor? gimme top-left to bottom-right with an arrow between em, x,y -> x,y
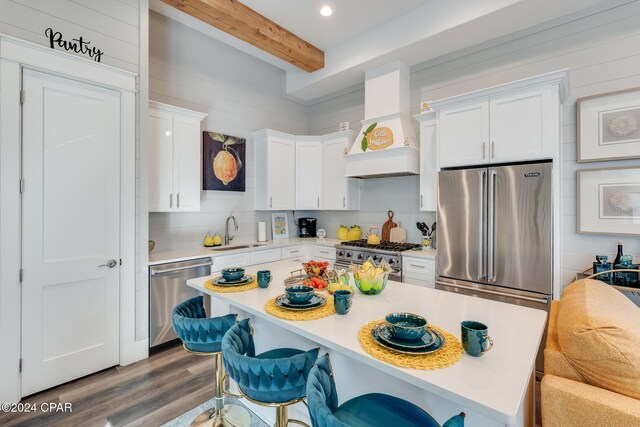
0,343 -> 215,427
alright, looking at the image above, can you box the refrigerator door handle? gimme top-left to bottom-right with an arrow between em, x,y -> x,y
487,170 -> 497,282
478,170 -> 486,280
436,280 -> 550,304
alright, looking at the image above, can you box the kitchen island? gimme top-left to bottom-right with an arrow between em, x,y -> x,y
187,260 -> 546,427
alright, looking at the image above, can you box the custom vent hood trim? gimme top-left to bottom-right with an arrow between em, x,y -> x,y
345,61 -> 419,179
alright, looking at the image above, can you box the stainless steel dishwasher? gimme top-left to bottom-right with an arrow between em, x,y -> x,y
149,257 -> 212,349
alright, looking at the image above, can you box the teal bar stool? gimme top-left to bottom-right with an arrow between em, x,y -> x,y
172,296 -> 251,427
222,318 -> 320,427
306,354 -> 466,427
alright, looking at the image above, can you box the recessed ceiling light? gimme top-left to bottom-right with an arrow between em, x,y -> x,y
320,6 -> 333,17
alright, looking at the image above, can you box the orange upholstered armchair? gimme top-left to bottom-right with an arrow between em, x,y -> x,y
541,279 -> 640,427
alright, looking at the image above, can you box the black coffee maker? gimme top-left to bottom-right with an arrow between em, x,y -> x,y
298,218 -> 317,238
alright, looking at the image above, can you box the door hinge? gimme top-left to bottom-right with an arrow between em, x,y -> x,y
20,90 -> 25,104
19,179 -> 24,193
19,359 -> 22,372
19,268 -> 23,283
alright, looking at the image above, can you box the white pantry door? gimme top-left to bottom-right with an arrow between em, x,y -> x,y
21,69 -> 121,396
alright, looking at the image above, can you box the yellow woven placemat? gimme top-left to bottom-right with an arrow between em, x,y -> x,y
265,296 -> 336,320
204,275 -> 258,293
358,320 -> 463,370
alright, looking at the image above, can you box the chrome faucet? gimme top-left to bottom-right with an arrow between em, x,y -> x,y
225,215 -> 238,245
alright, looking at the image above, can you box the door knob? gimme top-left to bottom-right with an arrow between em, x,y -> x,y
99,259 -> 118,268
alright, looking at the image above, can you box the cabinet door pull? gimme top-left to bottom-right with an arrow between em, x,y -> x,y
491,141 -> 495,159
410,263 -> 426,269
177,193 -> 180,209
420,194 -> 423,208
482,142 -> 486,160
269,197 -> 273,208
317,197 -> 320,208
343,197 -> 346,208
169,193 -> 173,209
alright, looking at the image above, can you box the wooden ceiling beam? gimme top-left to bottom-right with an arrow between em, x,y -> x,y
160,0 -> 325,72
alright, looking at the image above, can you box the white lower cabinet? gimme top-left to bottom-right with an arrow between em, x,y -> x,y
250,248 -> 282,266
402,256 -> 436,288
312,246 -> 336,269
312,246 -> 336,260
211,253 -> 252,272
281,245 -> 308,261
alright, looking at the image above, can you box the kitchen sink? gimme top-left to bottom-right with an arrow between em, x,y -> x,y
209,243 -> 267,251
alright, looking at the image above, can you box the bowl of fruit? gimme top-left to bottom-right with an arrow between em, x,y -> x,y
351,257 -> 391,295
302,276 -> 328,291
303,260 -> 329,279
325,269 -> 354,294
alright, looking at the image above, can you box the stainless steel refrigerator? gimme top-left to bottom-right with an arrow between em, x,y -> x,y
436,161 -> 552,374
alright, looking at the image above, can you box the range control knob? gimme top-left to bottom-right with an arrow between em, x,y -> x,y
337,251 -> 345,257
346,252 -> 352,258
388,259 -> 396,265
357,253 -> 365,260
373,255 -> 381,262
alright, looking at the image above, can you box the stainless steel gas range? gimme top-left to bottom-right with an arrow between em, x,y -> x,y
334,240 -> 420,282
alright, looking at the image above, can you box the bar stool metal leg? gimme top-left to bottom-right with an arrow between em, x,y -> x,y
191,352 -> 252,427
275,405 -> 287,427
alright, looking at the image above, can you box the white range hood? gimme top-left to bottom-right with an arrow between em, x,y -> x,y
345,61 -> 419,179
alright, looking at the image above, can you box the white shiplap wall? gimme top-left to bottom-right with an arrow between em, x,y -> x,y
147,11 -> 307,251
0,0 -> 151,347
0,0 -> 140,73
297,176 -> 436,245
307,2 -> 640,288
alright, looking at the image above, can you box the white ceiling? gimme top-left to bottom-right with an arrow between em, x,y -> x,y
151,0 -> 626,102
238,0 -> 430,50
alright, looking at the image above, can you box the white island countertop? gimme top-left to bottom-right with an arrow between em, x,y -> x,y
188,260 -> 546,426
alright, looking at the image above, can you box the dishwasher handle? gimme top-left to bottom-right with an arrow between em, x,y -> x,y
150,260 -> 213,276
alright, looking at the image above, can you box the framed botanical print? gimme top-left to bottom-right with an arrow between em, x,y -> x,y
203,131 -> 246,191
577,87 -> 640,162
577,166 -> 640,235
271,213 -> 289,240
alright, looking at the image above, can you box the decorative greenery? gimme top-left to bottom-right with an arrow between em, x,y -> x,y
361,122 -> 377,152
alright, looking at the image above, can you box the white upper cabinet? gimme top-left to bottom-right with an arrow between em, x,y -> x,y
296,138 -> 323,209
433,70 -> 568,168
438,101 -> 489,168
322,132 -> 360,210
173,115 -> 202,211
254,130 -> 296,210
414,111 -> 437,211
148,108 -> 174,212
149,101 -> 206,212
489,86 -> 557,163
254,129 -> 359,211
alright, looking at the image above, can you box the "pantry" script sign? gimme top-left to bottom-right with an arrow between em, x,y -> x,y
44,28 -> 103,62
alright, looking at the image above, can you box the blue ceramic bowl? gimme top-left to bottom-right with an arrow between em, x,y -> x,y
385,312 -> 427,341
221,268 -> 245,281
285,286 -> 315,304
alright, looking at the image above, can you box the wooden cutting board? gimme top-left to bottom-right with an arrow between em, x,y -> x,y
389,223 -> 406,243
381,210 -> 397,241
